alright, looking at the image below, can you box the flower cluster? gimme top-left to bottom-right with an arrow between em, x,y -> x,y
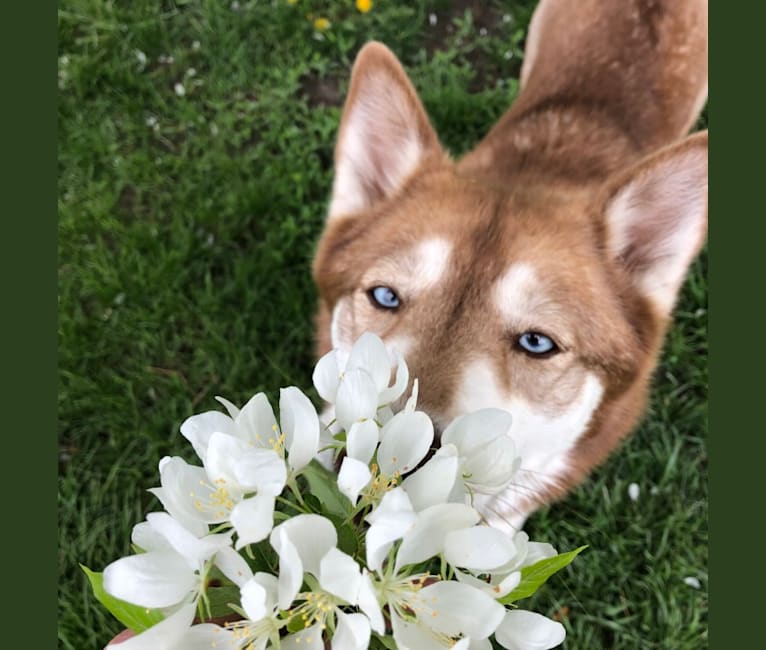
90,333 -> 574,650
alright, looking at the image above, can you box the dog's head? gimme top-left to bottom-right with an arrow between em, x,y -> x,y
312,43 -> 707,528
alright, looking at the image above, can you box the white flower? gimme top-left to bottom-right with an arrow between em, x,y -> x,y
337,456 -> 372,505
401,444 -> 460,511
365,488 -> 417,572
628,482 -> 640,501
257,515 -> 369,649
346,419 -> 379,464
225,572 -> 283,650
313,332 -> 410,430
104,603 -> 238,650
440,408 -> 519,497
377,409 -> 434,477
150,443 -> 285,547
394,503 -> 480,571
103,512 -> 249,609
182,388 -> 319,474
443,526 -> 519,573
452,531 -> 557,600
174,82 -> 186,97
362,568 -> 505,649
269,514 -> 363,605
494,610 -> 566,650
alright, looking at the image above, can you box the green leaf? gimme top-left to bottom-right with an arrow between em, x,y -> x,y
334,519 -> 359,557
205,584 -> 241,619
81,565 -> 164,633
303,493 -> 323,514
499,546 -> 587,604
301,459 -> 352,518
286,615 -> 306,633
371,633 -> 399,649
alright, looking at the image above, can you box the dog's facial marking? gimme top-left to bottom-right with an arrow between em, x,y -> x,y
492,261 -> 576,354
493,263 -> 539,323
361,236 -> 453,300
410,238 -> 453,291
329,237 -> 453,364
453,356 -> 604,534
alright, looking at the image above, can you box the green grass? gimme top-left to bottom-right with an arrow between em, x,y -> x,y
58,1 -> 707,648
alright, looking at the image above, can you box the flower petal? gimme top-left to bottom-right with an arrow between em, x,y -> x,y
272,528 -> 303,610
390,611 -> 445,650
523,542 -> 558,567
401,444 -> 459,511
415,581 -> 505,640
182,624 -> 238,649
404,378 -> 419,413
443,526 -> 517,572
441,409 -> 513,454
365,488 -> 417,573
105,602 -> 196,649
337,457 -> 372,506
270,514 -> 338,578
378,350 -> 410,405
215,545 -> 254,587
357,570 -> 385,634
131,520 -> 172,553
494,610 -> 566,650
231,495 -> 276,549
280,387 -> 320,472
332,611 -> 371,650
233,448 -> 287,495
180,411 -> 237,463
454,568 -> 522,600
319,547 -> 361,605
149,456 -> 219,530
462,434 -> 519,495
395,503 -> 479,571
241,573 -> 279,622
146,512 -> 232,570
204,432 -> 253,494
346,419 -> 380,464
313,349 -> 341,403
377,410 -> 434,476
236,392 -> 278,447
346,332 -> 392,393
103,550 -> 197,609
215,395 -> 241,419
335,368 -> 379,431
241,576 -> 268,622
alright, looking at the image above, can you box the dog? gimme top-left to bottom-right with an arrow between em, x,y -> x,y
312,0 -> 708,534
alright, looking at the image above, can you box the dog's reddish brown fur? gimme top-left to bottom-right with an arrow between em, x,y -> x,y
312,0 -> 707,524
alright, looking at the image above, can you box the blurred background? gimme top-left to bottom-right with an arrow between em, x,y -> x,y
58,1 -> 708,648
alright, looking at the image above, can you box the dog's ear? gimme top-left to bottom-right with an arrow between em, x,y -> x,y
328,42 -> 443,220
603,131 -> 708,315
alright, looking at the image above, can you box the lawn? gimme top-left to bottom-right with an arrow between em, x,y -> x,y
58,1 -> 708,648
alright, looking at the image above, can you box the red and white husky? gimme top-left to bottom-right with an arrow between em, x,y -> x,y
312,0 -> 708,534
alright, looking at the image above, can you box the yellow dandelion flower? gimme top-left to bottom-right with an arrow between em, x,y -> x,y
313,16 -> 331,31
356,0 -> 373,13
286,0 -> 298,5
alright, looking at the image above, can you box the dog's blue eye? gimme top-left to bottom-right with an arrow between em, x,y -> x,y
518,332 -> 557,355
369,286 -> 400,309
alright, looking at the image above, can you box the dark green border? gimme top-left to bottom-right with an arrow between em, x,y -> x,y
0,1 -> 57,645
709,2 -> 764,647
